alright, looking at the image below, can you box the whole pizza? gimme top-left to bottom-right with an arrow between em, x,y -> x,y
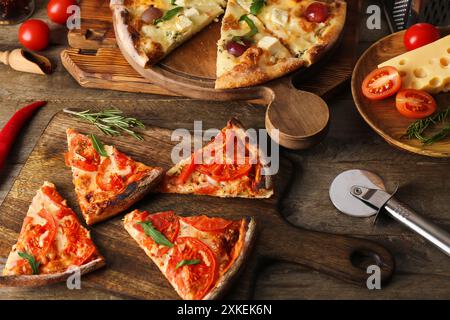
110,0 -> 347,88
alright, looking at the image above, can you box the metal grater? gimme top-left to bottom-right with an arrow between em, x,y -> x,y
383,0 -> 450,32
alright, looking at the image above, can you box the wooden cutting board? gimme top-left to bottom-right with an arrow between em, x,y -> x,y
0,110 -> 395,299
61,0 -> 362,98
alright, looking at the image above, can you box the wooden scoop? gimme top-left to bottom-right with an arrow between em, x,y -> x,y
0,49 -> 53,75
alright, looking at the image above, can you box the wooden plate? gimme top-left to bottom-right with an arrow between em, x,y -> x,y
351,27 -> 450,158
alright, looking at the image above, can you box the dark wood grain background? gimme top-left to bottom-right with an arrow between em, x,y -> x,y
0,0 -> 449,299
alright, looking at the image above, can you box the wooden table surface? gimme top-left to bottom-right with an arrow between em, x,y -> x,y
1,0 -> 449,299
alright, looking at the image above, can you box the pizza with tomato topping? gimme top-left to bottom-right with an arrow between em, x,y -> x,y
124,210 -> 255,299
65,129 -> 164,225
162,118 -> 273,198
2,182 -> 104,284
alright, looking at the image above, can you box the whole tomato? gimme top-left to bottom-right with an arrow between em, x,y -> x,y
404,23 -> 440,51
47,0 -> 79,25
18,19 -> 50,51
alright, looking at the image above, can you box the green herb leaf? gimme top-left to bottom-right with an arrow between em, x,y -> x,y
406,106 -> 450,145
63,109 -> 145,141
155,6 -> 183,24
88,134 -> 108,157
18,252 -> 40,275
239,15 -> 258,38
137,221 -> 174,248
171,0 -> 176,4
175,259 -> 201,269
250,0 -> 266,15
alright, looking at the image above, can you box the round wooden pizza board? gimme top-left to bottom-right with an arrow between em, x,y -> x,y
115,21 -> 332,151
351,27 -> 450,158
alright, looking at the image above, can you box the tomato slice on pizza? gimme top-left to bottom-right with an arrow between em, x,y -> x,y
65,129 -> 164,225
124,209 -> 256,300
2,182 -> 104,278
162,118 -> 274,198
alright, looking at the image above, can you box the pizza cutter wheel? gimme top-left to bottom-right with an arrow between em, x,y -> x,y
330,169 -> 450,257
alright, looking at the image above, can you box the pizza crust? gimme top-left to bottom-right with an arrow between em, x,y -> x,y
110,0 -> 150,68
0,257 -> 105,287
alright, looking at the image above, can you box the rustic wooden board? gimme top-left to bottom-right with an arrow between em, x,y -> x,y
352,28 -> 450,158
0,110 -> 394,299
62,0 -> 362,97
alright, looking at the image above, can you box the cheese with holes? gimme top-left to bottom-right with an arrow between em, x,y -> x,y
378,35 -> 450,94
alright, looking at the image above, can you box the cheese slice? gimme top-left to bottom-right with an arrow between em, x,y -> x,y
378,35 -> 450,94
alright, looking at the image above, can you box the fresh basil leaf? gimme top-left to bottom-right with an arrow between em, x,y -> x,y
176,259 -> 201,269
155,6 -> 183,24
137,221 -> 174,248
239,15 -> 258,38
250,0 -> 265,15
18,251 -> 40,275
89,134 -> 108,157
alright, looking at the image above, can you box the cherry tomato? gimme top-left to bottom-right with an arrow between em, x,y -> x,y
18,19 -> 50,51
395,89 -> 437,119
167,237 -> 217,300
181,216 -> 232,232
361,66 -> 402,100
226,40 -> 251,57
404,23 -> 440,51
47,0 -> 78,25
304,2 -> 329,23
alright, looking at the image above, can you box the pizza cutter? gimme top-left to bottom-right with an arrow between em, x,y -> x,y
329,169 -> 450,257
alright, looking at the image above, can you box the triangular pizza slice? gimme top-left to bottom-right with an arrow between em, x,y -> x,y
215,0 -> 302,89
124,209 -> 255,299
162,118 -> 274,198
111,0 -> 227,67
2,182 -> 104,279
236,0 -> 347,66
66,129 -> 164,225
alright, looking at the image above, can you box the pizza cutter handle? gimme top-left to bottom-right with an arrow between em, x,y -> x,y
384,198 -> 450,257
264,222 -> 395,287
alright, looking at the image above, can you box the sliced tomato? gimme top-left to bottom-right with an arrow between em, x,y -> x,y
196,185 -> 220,195
395,89 -> 437,119
181,216 -> 232,232
197,163 -> 252,182
42,185 -> 65,206
176,158 -> 196,185
362,66 -> 402,100
23,209 -> 57,256
96,158 -> 125,192
167,237 -> 217,300
134,211 -> 180,243
68,134 -> 100,171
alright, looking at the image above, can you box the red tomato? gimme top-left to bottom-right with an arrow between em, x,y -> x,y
68,134 -> 100,171
197,163 -> 252,181
176,158 -> 196,185
42,185 -> 65,206
361,66 -> 402,100
304,2 -> 329,23
181,216 -> 232,232
167,237 -> 217,300
96,158 -> 125,192
134,211 -> 180,243
404,23 -> 440,51
47,0 -> 78,25
23,209 -> 57,256
18,19 -> 50,51
395,89 -> 437,119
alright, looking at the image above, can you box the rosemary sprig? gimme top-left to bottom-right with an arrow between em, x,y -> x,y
63,109 -> 145,140
406,107 -> 450,145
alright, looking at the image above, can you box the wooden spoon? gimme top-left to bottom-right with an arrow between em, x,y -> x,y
0,49 -> 53,75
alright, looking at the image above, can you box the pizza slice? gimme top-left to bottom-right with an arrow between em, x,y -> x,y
162,118 -> 274,198
66,129 -> 164,225
124,210 -> 255,299
237,0 -> 347,66
215,0 -> 303,89
2,182 -> 104,285
111,0 -> 227,67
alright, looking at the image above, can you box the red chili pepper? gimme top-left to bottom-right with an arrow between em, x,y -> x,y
0,101 -> 47,172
